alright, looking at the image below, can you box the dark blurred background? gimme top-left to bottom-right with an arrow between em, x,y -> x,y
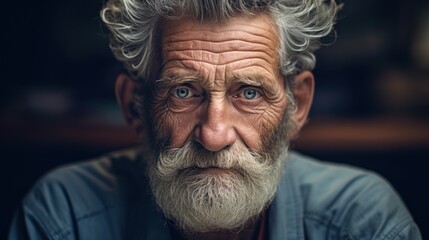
1,0 -> 428,238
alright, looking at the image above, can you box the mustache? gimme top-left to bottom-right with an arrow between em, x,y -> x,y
155,141 -> 273,179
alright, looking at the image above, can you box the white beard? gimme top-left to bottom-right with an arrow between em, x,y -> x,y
144,89 -> 295,232
147,141 -> 288,232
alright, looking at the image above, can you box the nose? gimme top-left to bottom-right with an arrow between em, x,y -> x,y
194,102 -> 237,152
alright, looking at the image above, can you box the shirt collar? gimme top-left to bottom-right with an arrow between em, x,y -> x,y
268,152 -> 305,240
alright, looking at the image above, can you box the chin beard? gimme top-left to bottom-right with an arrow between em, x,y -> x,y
147,141 -> 288,232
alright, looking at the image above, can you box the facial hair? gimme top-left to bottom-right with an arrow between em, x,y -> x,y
145,100 -> 294,232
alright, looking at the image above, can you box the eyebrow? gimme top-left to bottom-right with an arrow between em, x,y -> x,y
231,73 -> 278,93
155,70 -> 202,89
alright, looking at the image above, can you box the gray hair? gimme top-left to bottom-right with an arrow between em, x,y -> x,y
101,0 -> 340,82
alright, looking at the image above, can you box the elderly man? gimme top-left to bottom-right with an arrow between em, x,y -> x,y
9,0 -> 421,239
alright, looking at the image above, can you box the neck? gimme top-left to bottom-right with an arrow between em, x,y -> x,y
170,211 -> 265,240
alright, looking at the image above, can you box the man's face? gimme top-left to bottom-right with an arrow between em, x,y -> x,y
145,13 -> 293,232
150,13 -> 288,152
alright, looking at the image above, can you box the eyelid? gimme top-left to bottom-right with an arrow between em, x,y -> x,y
240,85 -> 263,92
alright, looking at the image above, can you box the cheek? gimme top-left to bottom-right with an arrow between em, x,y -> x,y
258,102 -> 287,132
151,102 -> 198,147
168,113 -> 198,147
237,98 -> 287,150
149,101 -> 171,141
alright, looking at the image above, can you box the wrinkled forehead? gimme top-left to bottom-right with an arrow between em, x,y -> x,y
159,13 -> 281,78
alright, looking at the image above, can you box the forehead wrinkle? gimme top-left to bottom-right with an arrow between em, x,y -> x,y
162,56 -> 276,69
163,29 -> 277,46
162,37 -> 277,67
157,70 -> 202,88
163,40 -> 275,55
162,61 -> 211,78
162,24 -> 278,44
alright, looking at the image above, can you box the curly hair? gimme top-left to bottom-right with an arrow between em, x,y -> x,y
101,0 -> 340,82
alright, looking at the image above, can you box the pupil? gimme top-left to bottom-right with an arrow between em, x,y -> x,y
178,88 -> 188,97
245,89 -> 256,99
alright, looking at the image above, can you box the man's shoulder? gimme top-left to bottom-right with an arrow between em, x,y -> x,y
15,148 -> 143,239
285,152 -> 420,239
23,148 -> 142,213
287,151 -> 389,198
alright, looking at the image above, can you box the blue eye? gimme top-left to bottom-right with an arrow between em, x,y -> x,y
173,87 -> 192,99
241,88 -> 260,99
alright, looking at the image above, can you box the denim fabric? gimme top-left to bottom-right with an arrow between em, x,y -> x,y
9,149 -> 421,239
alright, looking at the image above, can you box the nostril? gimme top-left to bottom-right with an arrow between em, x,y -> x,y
192,141 -> 206,152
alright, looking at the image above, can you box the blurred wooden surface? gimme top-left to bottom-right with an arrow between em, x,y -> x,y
1,117 -> 428,151
295,117 -> 429,151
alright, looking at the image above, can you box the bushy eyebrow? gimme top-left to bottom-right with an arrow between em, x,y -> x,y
155,70 -> 201,89
231,73 -> 278,94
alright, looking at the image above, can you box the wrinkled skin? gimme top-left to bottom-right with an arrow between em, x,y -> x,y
150,13 -> 288,155
116,12 -> 314,240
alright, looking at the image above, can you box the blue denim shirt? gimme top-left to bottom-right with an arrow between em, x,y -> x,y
9,149 -> 421,239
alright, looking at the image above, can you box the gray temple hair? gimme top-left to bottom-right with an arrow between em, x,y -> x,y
101,0 -> 340,83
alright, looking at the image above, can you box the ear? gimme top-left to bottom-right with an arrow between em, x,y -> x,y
288,71 -> 314,139
115,73 -> 145,138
